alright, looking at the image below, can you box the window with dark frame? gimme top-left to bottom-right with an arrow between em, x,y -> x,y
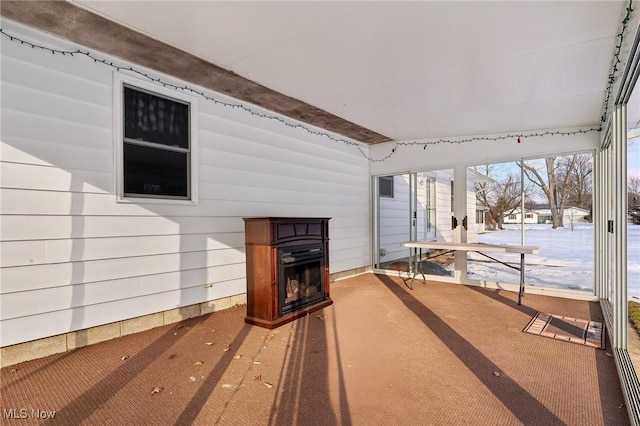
122,84 -> 191,200
379,176 -> 394,198
425,177 -> 436,233
450,180 -> 454,212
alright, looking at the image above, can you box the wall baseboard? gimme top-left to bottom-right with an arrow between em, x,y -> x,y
0,293 -> 247,368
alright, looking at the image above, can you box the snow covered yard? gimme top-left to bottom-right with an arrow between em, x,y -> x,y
466,224 -> 640,299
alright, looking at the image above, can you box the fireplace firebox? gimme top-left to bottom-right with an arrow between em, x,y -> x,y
279,243 -> 325,316
243,217 -> 332,329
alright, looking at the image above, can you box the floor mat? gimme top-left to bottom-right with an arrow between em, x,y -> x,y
522,312 -> 605,349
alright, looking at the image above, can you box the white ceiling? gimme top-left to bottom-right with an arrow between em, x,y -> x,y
75,1 -> 627,142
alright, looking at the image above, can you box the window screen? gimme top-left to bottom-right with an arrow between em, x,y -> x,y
123,85 -> 191,199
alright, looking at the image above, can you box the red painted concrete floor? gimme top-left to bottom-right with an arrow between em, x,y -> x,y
0,274 -> 631,425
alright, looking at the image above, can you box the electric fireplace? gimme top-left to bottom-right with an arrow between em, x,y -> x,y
243,217 -> 332,329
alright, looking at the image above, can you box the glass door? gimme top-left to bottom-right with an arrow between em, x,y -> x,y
627,85 -> 640,372
373,171 -> 451,275
467,155 -> 594,294
373,173 -> 416,271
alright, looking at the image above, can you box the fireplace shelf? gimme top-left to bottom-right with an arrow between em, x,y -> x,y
243,217 -> 332,329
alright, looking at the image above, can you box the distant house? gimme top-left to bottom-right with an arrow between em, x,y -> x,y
534,207 -> 590,225
504,207 -> 591,225
503,208 -> 539,224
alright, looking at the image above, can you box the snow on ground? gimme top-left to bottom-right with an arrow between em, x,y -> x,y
463,224 -> 640,299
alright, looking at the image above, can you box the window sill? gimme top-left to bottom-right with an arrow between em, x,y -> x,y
116,196 -> 198,206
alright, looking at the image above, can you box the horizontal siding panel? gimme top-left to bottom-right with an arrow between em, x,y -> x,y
381,224 -> 410,233
1,233 -> 244,267
329,215 -> 369,227
1,264 -> 245,321
3,82 -> 111,130
380,213 -> 410,224
0,162 -> 113,194
1,309 -> 73,347
199,183 -> 361,205
0,240 -> 48,267
380,235 -> 410,245
1,216 -> 244,241
199,145 -> 368,186
328,224 -> 369,240
0,185 -> 363,214
2,54 -> 111,106
141,263 -> 246,294
0,232 -> 367,286
1,135 -> 112,174
0,26 -> 112,82
379,204 -> 410,212
2,110 -> 112,155
199,164 -> 367,198
199,113 -> 368,173
331,246 -> 370,263
330,257 -> 369,274
380,233 -> 410,244
191,201 -> 367,221
0,277 -> 245,346
330,236 -> 369,251
1,249 -> 245,293
1,277 -> 143,320
0,188 -> 369,217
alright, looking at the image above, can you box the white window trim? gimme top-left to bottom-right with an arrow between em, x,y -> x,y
113,72 -> 199,205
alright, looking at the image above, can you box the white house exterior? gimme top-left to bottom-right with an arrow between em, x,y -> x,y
378,170 -> 492,264
0,20 -> 370,362
503,208 -> 540,224
503,207 -> 590,225
534,207 -> 591,225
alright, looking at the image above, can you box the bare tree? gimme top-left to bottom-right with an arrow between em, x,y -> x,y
630,175 -> 640,225
519,156 -> 580,229
474,165 -> 527,230
564,153 -> 593,211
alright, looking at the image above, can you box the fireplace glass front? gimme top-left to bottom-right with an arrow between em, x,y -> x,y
279,244 -> 325,316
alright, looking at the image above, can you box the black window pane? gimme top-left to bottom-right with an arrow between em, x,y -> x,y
124,87 -> 189,148
124,143 -> 188,198
379,176 -> 394,198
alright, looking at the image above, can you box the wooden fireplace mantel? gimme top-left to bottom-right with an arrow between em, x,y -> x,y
243,217 -> 332,329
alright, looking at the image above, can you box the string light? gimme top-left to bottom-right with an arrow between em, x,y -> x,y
600,0 -> 634,125
0,27 -> 375,161
394,128 -> 601,151
0,0 -> 632,164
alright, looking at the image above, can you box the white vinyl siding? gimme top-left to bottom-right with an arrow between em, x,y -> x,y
379,175 -> 410,262
435,175 -> 455,243
0,21 -> 370,347
378,171 -> 482,263
465,179 -> 480,241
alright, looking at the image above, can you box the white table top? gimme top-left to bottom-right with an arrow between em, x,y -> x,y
401,241 -> 539,255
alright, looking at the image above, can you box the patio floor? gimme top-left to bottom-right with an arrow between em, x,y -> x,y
0,274 -> 631,425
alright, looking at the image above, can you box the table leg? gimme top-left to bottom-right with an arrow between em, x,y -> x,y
518,253 -> 525,305
409,248 -> 417,289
